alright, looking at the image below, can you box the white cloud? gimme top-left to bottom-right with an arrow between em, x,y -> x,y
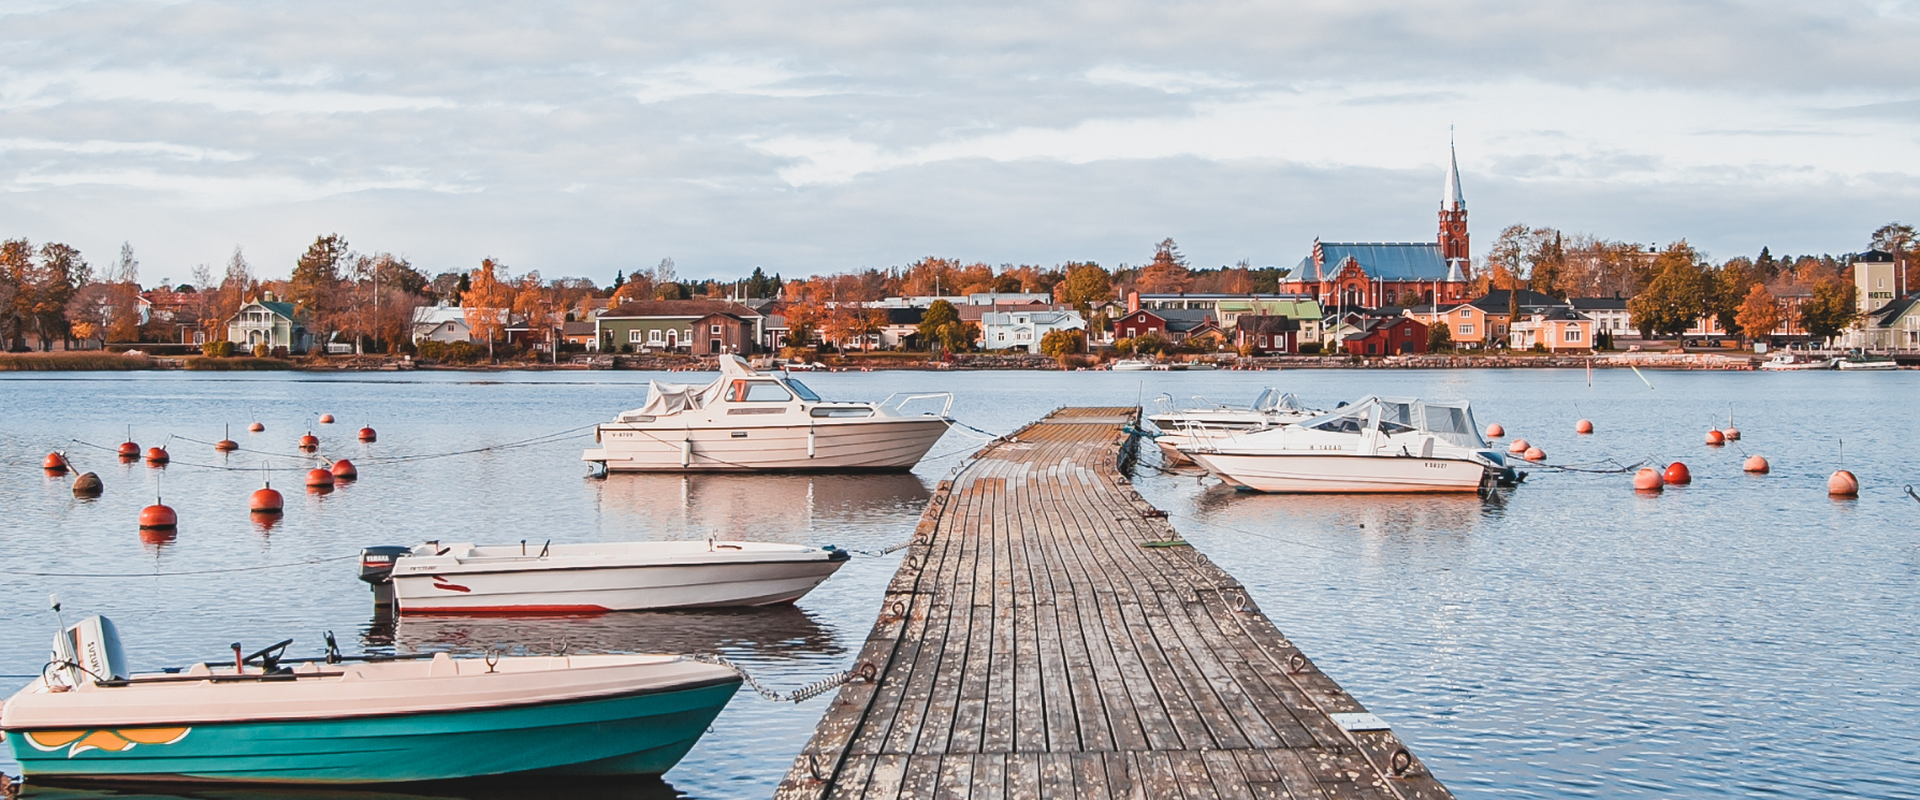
0,137 -> 249,162
0,69 -> 455,115
627,57 -> 847,104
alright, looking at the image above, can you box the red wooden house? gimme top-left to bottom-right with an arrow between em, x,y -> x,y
1342,317 -> 1428,356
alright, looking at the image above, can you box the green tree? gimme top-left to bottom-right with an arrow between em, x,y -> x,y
1708,261 -> 1754,336
1055,263 -> 1113,314
1799,278 -> 1859,341
290,234 -> 350,338
1426,320 -> 1454,353
916,299 -> 975,352
1628,242 -> 1709,338
1040,328 -> 1084,360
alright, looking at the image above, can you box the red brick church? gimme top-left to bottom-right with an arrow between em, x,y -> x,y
1279,146 -> 1474,309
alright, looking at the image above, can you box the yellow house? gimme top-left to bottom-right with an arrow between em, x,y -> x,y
1508,308 -> 1596,352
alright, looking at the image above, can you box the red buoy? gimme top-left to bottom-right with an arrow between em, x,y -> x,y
144,446 -> 169,465
1575,419 -> 1593,434
1828,470 -> 1859,497
1524,446 -> 1546,462
250,484 -> 284,513
1486,423 -> 1505,438
1723,427 -> 1741,441
1705,429 -> 1725,446
1664,462 -> 1692,485
1743,455 -> 1770,474
299,433 -> 319,451
248,421 -> 265,433
215,439 -> 238,452
305,468 -> 334,488
357,427 -> 377,442
72,472 -> 102,497
330,459 -> 358,481
138,503 -> 177,530
43,452 -> 68,473
117,441 -> 140,459
319,414 -> 335,424
1633,468 -> 1664,492
1508,438 -> 1530,454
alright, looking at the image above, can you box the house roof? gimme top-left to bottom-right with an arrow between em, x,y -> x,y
1156,309 -> 1216,333
1234,315 -> 1300,334
601,300 -> 760,319
1342,316 -> 1425,341
1570,296 -> 1629,311
562,321 -> 595,336
237,299 -> 298,321
883,307 -> 926,325
1464,290 -> 1563,313
1300,243 -> 1450,282
1871,294 -> 1920,326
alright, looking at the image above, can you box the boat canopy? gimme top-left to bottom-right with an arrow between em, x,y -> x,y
1296,395 -> 1486,448
1250,388 -> 1308,414
619,356 -> 788,419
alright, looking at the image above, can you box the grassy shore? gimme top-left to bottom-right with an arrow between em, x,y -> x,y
183,356 -> 294,371
0,352 -> 154,371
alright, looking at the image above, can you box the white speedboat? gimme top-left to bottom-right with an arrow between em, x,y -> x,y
1148,389 -> 1323,465
359,539 -> 851,614
1836,355 -> 1898,370
3,615 -> 738,784
582,355 -> 951,472
1109,358 -> 1154,371
1181,395 -> 1519,493
1759,352 -> 1835,370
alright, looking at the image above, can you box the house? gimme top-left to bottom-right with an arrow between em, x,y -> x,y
1128,293 -> 1325,344
692,312 -> 757,355
1343,317 -> 1428,357
1847,293 -> 1920,350
980,309 -> 1086,353
1233,315 -> 1301,354
412,304 -> 477,344
878,308 -> 926,349
1279,144 -> 1476,307
967,292 -> 1053,306
1508,308 -> 1596,352
1435,290 -> 1565,348
226,296 -> 310,354
561,320 -> 597,348
1569,296 -> 1632,340
595,300 -> 764,353
1113,309 -> 1167,340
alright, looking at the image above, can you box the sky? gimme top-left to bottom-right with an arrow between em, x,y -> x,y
4,0 -> 1920,285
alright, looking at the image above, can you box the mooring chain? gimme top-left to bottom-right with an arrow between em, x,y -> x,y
686,653 -> 876,704
844,538 -> 916,558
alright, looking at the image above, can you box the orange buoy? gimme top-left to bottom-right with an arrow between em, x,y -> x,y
43,452 -> 68,473
305,468 -> 334,488
357,427 -> 376,442
319,414 -> 335,424
330,459 -> 357,481
1633,468 -> 1664,491
1724,427 -> 1741,441
248,421 -> 264,432
1743,455 -> 1770,474
299,433 -> 319,451
1575,419 -> 1593,434
1508,438 -> 1530,454
72,472 -> 102,497
1664,461 -> 1692,485
1705,429 -> 1725,446
138,502 -> 177,530
1524,446 -> 1545,462
117,441 -> 140,459
1486,423 -> 1505,438
215,439 -> 238,451
250,484 -> 284,513
1828,470 -> 1859,497
144,446 -> 169,465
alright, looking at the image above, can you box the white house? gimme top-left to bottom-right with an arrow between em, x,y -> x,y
411,304 -> 477,344
979,309 -> 1085,353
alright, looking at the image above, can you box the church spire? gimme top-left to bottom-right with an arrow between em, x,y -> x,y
1437,136 -> 1470,272
1442,137 -> 1464,211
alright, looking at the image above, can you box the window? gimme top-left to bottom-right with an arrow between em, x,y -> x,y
1565,328 -> 1582,342
710,324 -> 722,335
629,329 -> 645,343
782,379 -> 821,401
648,329 -> 663,343
1460,309 -> 1473,318
1459,324 -> 1474,335
684,328 -> 693,342
742,382 -> 792,402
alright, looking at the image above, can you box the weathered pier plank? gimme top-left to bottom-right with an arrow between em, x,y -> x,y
776,408 -> 1453,800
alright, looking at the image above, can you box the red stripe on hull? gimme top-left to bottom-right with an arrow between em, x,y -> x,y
397,605 -> 613,617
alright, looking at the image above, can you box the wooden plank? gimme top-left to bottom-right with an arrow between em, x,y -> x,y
968,753 -> 1007,800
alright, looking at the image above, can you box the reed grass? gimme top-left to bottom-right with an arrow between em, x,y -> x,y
183,356 -> 292,371
0,352 -> 154,371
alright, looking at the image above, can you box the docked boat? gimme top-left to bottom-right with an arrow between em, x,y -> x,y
1759,351 -> 1835,370
3,616 -> 739,785
1837,354 -> 1898,370
359,539 -> 851,614
1180,395 -> 1520,493
582,355 -> 951,472
1147,389 -> 1323,465
1108,358 -> 1154,371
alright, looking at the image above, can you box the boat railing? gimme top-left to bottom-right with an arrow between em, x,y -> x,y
881,392 -> 955,418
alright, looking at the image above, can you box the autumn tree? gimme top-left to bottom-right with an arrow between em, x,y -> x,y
0,239 -> 34,350
289,234 -> 350,342
1872,222 -> 1918,295
31,243 -> 85,349
1040,328 -> 1084,361
1135,239 -> 1193,293
1799,278 -> 1859,341
1054,263 -> 1113,314
1733,283 -> 1781,344
1627,242 -> 1710,338
461,259 -> 514,357
1707,259 -> 1754,336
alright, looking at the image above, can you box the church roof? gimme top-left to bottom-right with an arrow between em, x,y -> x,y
1299,243 -> 1451,282
1443,143 -> 1464,211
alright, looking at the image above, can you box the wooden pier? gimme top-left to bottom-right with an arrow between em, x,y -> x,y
776,408 -> 1453,799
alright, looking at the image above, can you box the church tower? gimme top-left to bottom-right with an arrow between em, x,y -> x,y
1438,143 -> 1469,276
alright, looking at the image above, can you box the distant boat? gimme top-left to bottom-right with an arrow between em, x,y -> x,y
1759,352 -> 1835,370
582,355 -> 951,472
1836,354 -> 1898,370
358,539 -> 851,614
1182,395 -> 1520,493
1147,389 -> 1323,466
1109,358 -> 1154,371
2,615 -> 739,785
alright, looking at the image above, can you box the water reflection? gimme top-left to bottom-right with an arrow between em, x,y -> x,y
1188,481 -> 1489,539
23,775 -> 682,800
360,605 -> 840,661
593,472 -> 930,542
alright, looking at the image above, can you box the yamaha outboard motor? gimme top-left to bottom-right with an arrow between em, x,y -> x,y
359,546 -> 412,607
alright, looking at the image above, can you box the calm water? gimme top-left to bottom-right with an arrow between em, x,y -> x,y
0,367 -> 1917,798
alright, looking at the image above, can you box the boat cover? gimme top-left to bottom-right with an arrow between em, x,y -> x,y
621,356 -> 761,419
1298,395 -> 1486,448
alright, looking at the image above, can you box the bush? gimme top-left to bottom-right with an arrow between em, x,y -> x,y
1299,342 -> 1322,355
184,356 -> 292,371
252,343 -> 269,357
418,339 -> 484,364
200,340 -> 236,357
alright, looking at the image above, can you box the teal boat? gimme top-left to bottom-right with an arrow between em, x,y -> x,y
2,617 -> 741,784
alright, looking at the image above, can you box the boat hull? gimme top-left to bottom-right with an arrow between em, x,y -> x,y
3,680 -> 738,785
587,417 -> 948,472
392,556 -> 848,614
1187,452 -> 1489,493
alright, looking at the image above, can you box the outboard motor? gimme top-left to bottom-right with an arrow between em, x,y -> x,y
359,546 -> 413,607
49,615 -> 128,690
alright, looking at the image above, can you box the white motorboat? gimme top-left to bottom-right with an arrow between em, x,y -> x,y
582,355 -> 951,472
3,615 -> 739,784
1109,358 -> 1154,371
1181,395 -> 1520,493
1758,352 -> 1835,370
359,539 -> 851,614
1836,355 -> 1898,370
1148,389 -> 1323,465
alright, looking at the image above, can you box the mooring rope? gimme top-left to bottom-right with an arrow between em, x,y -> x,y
13,554 -> 358,578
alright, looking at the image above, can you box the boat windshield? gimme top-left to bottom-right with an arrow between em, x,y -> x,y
782,379 -> 822,402
1296,396 -> 1483,446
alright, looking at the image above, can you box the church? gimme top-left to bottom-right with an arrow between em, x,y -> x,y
1278,146 -> 1474,309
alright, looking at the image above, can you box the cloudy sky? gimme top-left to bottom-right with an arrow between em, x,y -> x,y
4,0 -> 1919,285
